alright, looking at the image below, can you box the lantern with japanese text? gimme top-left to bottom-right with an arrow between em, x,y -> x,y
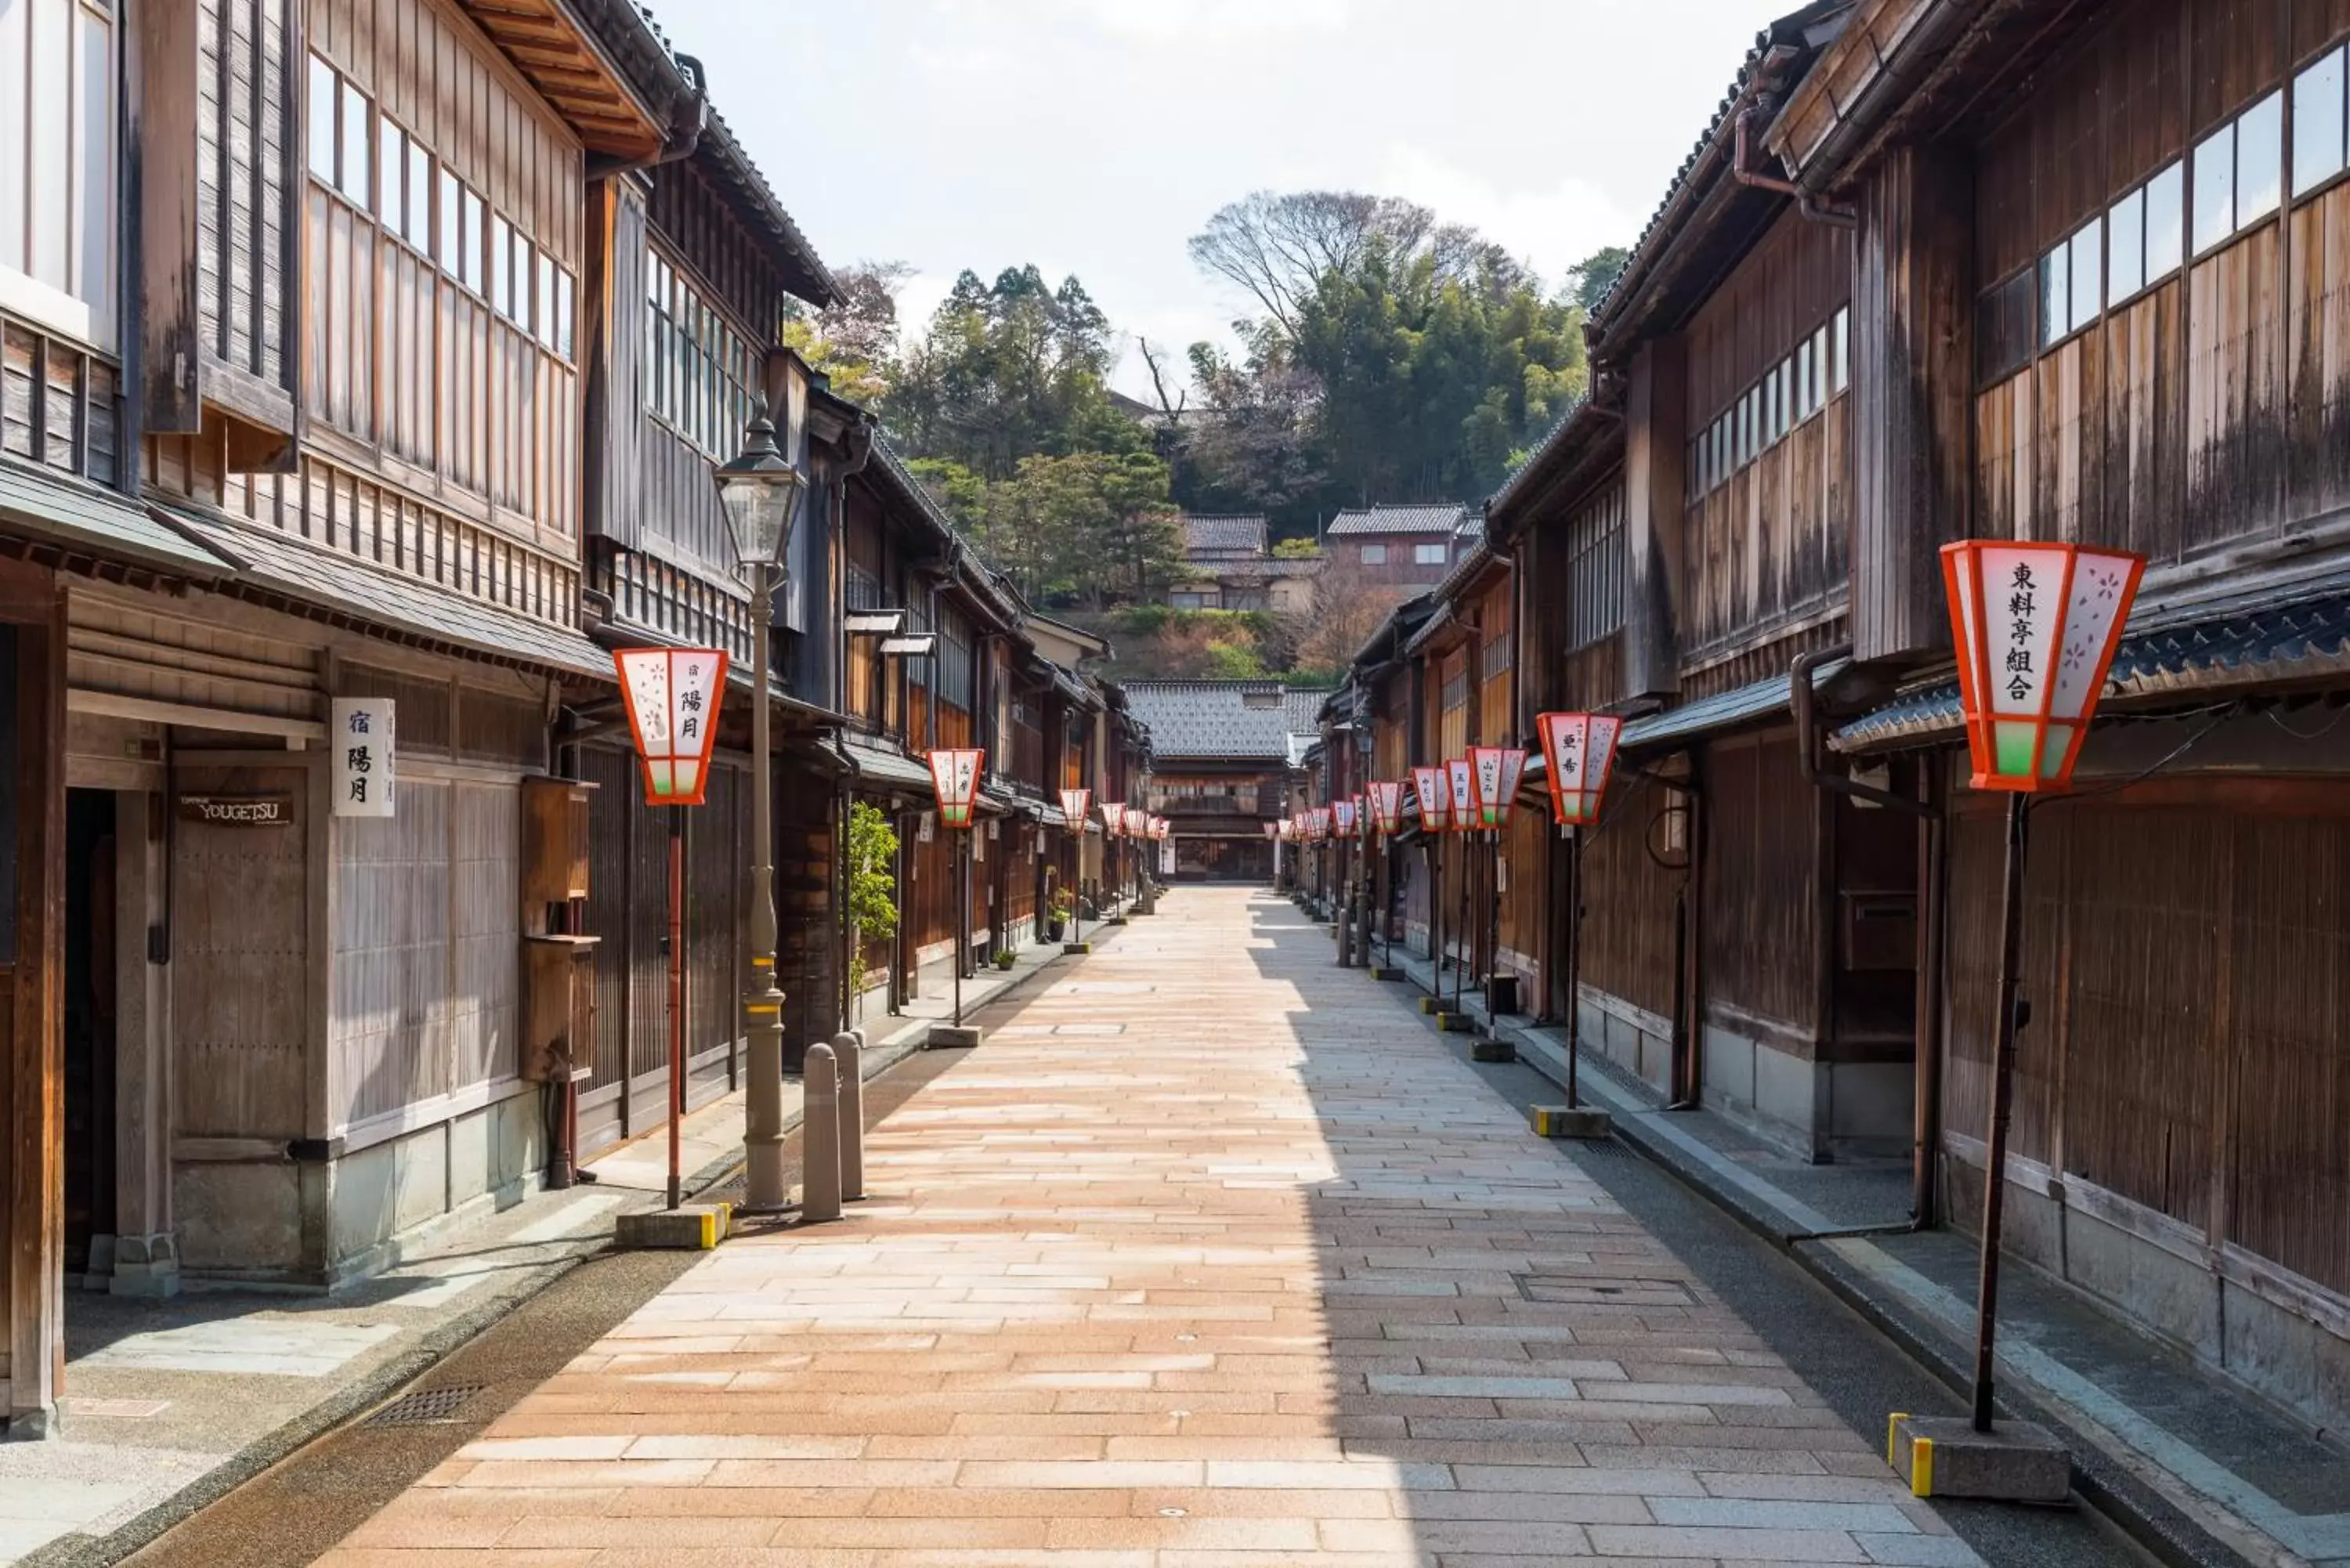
1943,540 -> 2143,793
1152,816 -> 1170,840
1468,746 -> 1530,830
1537,712 -> 1623,828
1262,821 -> 1278,840
1411,764 -> 1449,833
927,749 -> 984,829
1332,799 -> 1358,836
614,648 -> 731,806
1366,780 -> 1405,835
1058,786 -> 1092,828
1101,802 -> 1126,837
1309,807 -> 1331,841
1444,757 -> 1476,833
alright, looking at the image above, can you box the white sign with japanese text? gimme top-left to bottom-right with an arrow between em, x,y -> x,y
331,698 -> 395,818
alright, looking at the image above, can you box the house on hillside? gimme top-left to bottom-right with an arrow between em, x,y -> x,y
1323,504 -> 1471,586
1162,513 -> 1321,613
1122,682 -> 1325,880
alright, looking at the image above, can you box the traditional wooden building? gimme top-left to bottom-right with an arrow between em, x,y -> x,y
569,85 -> 840,1143
1122,681 -> 1318,883
1426,0 -> 2350,1438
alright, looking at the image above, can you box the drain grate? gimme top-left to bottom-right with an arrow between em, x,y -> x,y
1513,1274 -> 1699,1307
365,1383 -> 486,1427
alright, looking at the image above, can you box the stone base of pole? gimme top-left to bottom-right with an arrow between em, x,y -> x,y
1530,1105 -> 1613,1140
1368,966 -> 1406,981
1888,1414 -> 2069,1504
926,1024 -> 982,1050
1470,1039 -> 1515,1063
1063,940 -> 1092,954
616,1204 -> 732,1249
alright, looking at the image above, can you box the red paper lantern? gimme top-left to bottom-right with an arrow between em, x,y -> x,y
1261,821 -> 1278,840
1536,712 -> 1622,828
1411,764 -> 1449,832
1943,540 -> 2143,792
1468,746 -> 1530,830
927,748 -> 984,829
1058,786 -> 1092,828
1332,799 -> 1358,835
1366,780 -> 1405,834
613,647 -> 731,806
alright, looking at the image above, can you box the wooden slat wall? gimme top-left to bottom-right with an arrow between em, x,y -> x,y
1580,771 -> 1682,1022
300,0 -> 583,555
582,742 -> 631,1095
1973,0 -> 2350,561
3,319 -> 123,487
685,765 -> 743,1073
175,764 -> 309,1138
1943,776 -> 2350,1299
331,775 -> 450,1123
1700,735 -> 1817,1042
1679,206 -> 1849,667
1495,807 -> 1546,982
197,0 -> 291,388
447,781 -> 519,1089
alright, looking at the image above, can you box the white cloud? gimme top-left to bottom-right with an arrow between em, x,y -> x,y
1378,143 -> 1645,291
1056,0 -> 1354,42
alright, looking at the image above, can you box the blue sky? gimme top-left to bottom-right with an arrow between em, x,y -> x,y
648,0 -> 1777,399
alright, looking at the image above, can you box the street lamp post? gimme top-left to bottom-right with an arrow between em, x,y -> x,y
713,356 -> 812,1216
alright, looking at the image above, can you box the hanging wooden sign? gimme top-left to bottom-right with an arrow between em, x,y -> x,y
179,793 -> 298,826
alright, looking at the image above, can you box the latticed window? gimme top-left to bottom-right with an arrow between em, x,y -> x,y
1566,485 -> 1626,652
647,247 -> 760,458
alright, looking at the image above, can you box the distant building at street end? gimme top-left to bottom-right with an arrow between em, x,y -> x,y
1123,681 -> 1327,880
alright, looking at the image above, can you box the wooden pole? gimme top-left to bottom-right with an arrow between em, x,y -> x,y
667,806 -> 685,1210
1972,793 -> 2030,1431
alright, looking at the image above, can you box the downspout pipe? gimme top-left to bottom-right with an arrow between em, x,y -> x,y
1734,88 -> 1858,229
588,55 -> 708,181
1791,645 -> 1943,1230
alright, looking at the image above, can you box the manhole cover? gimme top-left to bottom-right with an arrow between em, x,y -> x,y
1513,1274 -> 1698,1307
365,1383 -> 486,1427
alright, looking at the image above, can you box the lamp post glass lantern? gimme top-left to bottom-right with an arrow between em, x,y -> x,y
1941,538 -> 2142,1436
714,352 -> 811,1219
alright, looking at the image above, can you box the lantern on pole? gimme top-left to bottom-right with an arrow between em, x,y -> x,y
1468,746 -> 1529,832
1537,712 -> 1624,829
1411,765 -> 1450,833
1367,780 -> 1405,835
612,646 -> 730,1212
1940,539 -> 2142,1443
1057,788 -> 1092,948
927,748 -> 985,1028
613,649 -> 730,806
1332,799 -> 1358,836
1445,757 -> 1476,834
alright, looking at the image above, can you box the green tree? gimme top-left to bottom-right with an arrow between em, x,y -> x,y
890,266 -> 1137,478
845,802 -> 899,1024
782,260 -> 911,411
1565,245 -> 1632,316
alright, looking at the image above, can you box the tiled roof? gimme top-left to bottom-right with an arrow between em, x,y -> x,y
1182,514 -> 1267,557
1833,583 -> 2350,753
1325,503 -> 1469,537
0,464 -> 233,577
169,511 -> 616,678
1123,681 -> 1329,763
1186,557 -> 1324,582
1619,658 -> 1850,751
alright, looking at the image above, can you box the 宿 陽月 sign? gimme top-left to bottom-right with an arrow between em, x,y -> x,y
332,697 -> 396,818
614,648 -> 731,806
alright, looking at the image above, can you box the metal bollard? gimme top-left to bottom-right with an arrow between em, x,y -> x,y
833,1030 -> 866,1202
801,1042 -> 842,1223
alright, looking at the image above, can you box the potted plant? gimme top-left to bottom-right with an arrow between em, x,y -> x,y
1047,887 -> 1072,941
845,803 -> 900,1024
992,948 -> 1017,971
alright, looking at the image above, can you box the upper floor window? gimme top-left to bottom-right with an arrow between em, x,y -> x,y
308,54 -> 371,208
1360,543 -> 1388,565
2296,42 -> 2349,197
1689,306 -> 1846,500
1440,662 -> 1468,714
2193,89 -> 2283,254
1414,543 -> 1446,565
648,247 -> 761,460
0,0 -> 118,345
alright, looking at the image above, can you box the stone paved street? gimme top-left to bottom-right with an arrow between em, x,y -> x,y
318,887 -> 1983,1566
